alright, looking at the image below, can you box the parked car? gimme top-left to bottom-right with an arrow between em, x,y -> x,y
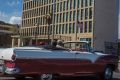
0,41 -> 119,80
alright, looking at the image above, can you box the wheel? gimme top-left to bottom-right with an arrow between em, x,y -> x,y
34,74 -> 55,80
100,66 -> 113,80
41,74 -> 54,80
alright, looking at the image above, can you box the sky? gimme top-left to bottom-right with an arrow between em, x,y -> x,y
0,0 -> 22,24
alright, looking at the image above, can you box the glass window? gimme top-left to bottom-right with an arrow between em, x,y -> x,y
81,0 -> 84,7
70,0 -> 72,9
80,38 -> 92,46
56,25 -> 58,34
89,21 -> 92,32
80,22 -> 83,33
70,11 -> 72,21
73,23 -> 75,33
77,10 -> 80,19
57,14 -> 59,23
57,3 -> 59,12
89,0 -> 93,6
73,11 -> 76,21
66,1 -> 69,10
66,12 -> 68,22
60,13 -> 62,23
60,2 -> 62,11
73,0 -> 76,9
62,24 -> 64,34
65,24 -> 68,34
81,9 -> 84,20
84,21 -> 87,33
63,13 -> 65,22
85,8 -> 88,19
78,0 -> 80,8
89,8 -> 92,19
59,24 -> 61,34
63,1 -> 65,11
69,23 -> 72,33
85,0 -> 88,7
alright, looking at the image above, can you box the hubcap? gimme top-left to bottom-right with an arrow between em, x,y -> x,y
104,68 -> 112,80
41,74 -> 53,80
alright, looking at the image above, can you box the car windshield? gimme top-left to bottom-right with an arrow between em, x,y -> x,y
63,41 -> 91,52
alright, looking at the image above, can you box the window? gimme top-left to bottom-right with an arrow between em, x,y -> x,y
66,12 -> 68,22
57,3 -> 59,12
65,24 -> 68,34
59,24 -> 61,34
69,23 -> 72,33
60,2 -> 62,11
56,25 -> 58,34
85,0 -> 88,7
80,38 -> 92,46
62,24 -> 64,34
78,0 -> 80,8
85,8 -> 88,19
80,22 -> 83,33
84,21 -> 88,33
66,1 -> 69,10
73,23 -> 75,33
81,0 -> 84,7
89,21 -> 92,32
89,8 -> 92,19
73,0 -> 76,9
81,9 -> 84,20
70,0 -> 72,9
89,0 -> 93,6
63,13 -> 65,22
63,1 -> 65,11
73,11 -> 76,21
69,11 -> 72,21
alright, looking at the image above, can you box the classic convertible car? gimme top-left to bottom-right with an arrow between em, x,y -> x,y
0,41 -> 119,80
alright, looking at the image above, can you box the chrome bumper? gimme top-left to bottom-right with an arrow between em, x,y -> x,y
5,67 -> 20,74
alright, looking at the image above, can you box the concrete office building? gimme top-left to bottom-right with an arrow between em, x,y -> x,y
17,0 -> 118,51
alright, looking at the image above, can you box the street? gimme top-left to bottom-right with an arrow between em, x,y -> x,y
0,72 -> 119,80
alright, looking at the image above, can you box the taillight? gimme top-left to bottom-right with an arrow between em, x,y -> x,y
5,61 -> 15,68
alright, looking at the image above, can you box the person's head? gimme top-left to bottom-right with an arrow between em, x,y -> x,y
57,40 -> 64,46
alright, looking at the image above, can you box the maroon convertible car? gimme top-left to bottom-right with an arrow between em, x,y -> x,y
0,41 -> 119,80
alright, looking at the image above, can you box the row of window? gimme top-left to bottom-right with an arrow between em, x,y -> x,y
23,0 -> 94,11
21,21 -> 92,37
22,7 -> 93,27
23,7 -> 93,21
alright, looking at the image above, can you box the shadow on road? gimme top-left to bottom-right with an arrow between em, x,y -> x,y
113,78 -> 120,80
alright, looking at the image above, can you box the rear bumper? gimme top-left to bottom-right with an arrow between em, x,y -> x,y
5,67 -> 20,75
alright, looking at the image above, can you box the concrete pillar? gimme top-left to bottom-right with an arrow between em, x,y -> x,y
29,39 -> 32,46
12,38 -> 15,47
18,38 -> 20,47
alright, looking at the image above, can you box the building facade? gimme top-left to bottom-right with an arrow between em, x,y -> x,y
0,21 -> 19,48
20,0 -> 118,51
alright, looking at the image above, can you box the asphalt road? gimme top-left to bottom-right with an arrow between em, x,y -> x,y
0,72 -> 119,80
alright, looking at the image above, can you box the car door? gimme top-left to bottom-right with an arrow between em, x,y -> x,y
75,52 -> 98,74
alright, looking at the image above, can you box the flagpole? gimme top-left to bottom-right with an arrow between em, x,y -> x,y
51,0 -> 56,43
75,1 -> 78,41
